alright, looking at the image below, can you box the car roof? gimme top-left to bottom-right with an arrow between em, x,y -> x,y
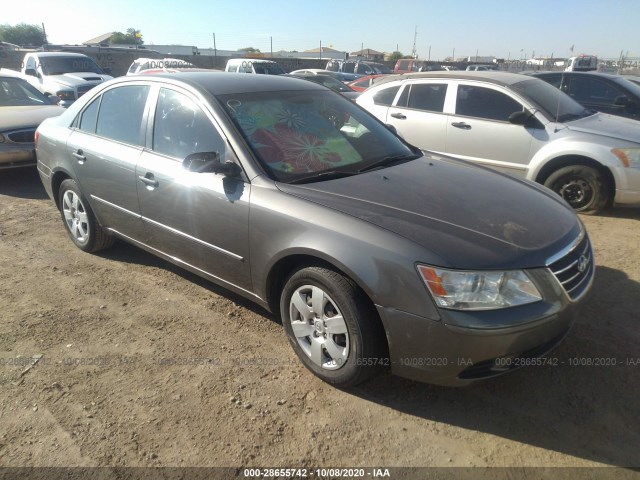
30,52 -> 90,58
371,71 -> 529,88
530,70 -> 626,80
113,71 -> 323,95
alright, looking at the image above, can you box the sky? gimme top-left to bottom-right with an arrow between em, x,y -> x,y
4,0 -> 639,60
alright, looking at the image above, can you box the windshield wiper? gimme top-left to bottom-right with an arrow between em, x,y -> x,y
358,153 -> 421,173
288,169 -> 359,185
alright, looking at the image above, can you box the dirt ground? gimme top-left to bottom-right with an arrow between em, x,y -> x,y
0,169 -> 639,476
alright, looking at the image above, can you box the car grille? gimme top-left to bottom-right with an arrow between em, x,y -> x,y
548,233 -> 594,301
7,129 -> 35,143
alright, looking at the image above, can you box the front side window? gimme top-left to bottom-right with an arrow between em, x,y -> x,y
568,77 -> 623,104
153,88 -> 225,160
218,90 -> 415,182
456,85 -> 523,121
95,85 -> 149,145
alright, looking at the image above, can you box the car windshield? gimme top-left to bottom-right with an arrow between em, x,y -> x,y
0,77 -> 50,106
40,57 -> 104,75
372,65 -> 393,74
253,64 -> 285,75
218,90 -> 418,183
511,78 -> 595,122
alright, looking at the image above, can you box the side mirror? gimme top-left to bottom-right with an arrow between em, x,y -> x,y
182,152 -> 241,176
44,92 -> 61,105
25,68 -> 37,77
509,110 -> 539,128
614,95 -> 630,106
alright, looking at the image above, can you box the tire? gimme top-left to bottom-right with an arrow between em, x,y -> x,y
280,266 -> 386,387
543,165 -> 610,214
58,179 -> 114,253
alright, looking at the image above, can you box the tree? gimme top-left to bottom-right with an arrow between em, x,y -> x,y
0,23 -> 46,46
387,51 -> 405,62
109,28 -> 143,45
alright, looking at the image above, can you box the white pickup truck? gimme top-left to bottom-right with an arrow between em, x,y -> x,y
17,52 -> 112,107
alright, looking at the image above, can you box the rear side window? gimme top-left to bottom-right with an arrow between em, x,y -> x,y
455,85 -> 522,121
398,83 -> 447,112
79,97 -> 100,133
95,85 -> 149,145
373,85 -> 400,106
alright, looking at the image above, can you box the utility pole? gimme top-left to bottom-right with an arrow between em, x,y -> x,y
270,36 -> 273,59
411,25 -> 417,59
41,23 -> 48,45
319,40 -> 322,60
428,45 -> 431,61
213,33 -> 217,67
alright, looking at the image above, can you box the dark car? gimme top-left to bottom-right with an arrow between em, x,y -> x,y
529,71 -> 640,120
288,73 -> 360,100
36,73 -> 592,387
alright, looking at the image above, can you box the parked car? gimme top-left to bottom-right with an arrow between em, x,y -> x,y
394,60 -> 444,73
528,71 -> 640,121
16,52 -> 112,107
356,71 -> 640,213
324,60 -> 363,81
287,73 -> 360,100
224,59 -> 285,75
36,72 -> 592,387
466,64 -> 498,71
0,72 -> 64,169
127,58 -> 196,76
289,69 -> 354,83
348,74 -> 387,92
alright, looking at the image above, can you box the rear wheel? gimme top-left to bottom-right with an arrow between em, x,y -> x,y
543,165 -> 610,214
58,179 -> 114,252
280,266 -> 386,387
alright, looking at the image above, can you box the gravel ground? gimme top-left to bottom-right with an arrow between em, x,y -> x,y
0,168 -> 639,477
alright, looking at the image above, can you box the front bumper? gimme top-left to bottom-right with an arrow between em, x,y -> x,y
611,165 -> 640,205
376,268 -> 587,386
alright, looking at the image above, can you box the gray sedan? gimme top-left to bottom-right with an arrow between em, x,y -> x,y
36,73 -> 593,387
0,73 -> 64,169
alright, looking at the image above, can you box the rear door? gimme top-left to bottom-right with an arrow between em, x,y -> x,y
386,80 -> 449,152
66,83 -> 150,238
136,86 -> 252,291
445,82 -> 533,175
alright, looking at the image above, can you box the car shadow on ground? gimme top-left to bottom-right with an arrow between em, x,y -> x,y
98,241 -> 277,322
349,265 -> 640,467
598,205 -> 640,220
0,168 -> 49,200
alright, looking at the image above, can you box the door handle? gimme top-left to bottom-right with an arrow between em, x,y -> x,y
451,122 -> 471,130
390,112 -> 407,119
72,150 -> 86,163
138,173 -> 159,188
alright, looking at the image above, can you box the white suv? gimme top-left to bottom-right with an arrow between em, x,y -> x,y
357,72 -> 640,213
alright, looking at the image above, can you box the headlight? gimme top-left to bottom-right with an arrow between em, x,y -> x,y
417,265 -> 542,310
55,90 -> 75,101
612,148 -> 640,168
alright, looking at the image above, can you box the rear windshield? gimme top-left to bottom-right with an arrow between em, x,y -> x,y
40,56 -> 104,75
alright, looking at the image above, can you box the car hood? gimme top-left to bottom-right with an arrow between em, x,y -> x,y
47,73 -> 113,87
565,112 -> 640,144
277,154 -> 581,270
0,105 -> 65,131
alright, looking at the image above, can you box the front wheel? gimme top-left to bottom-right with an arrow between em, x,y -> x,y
280,266 -> 386,387
58,179 -> 114,252
543,165 -> 611,214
